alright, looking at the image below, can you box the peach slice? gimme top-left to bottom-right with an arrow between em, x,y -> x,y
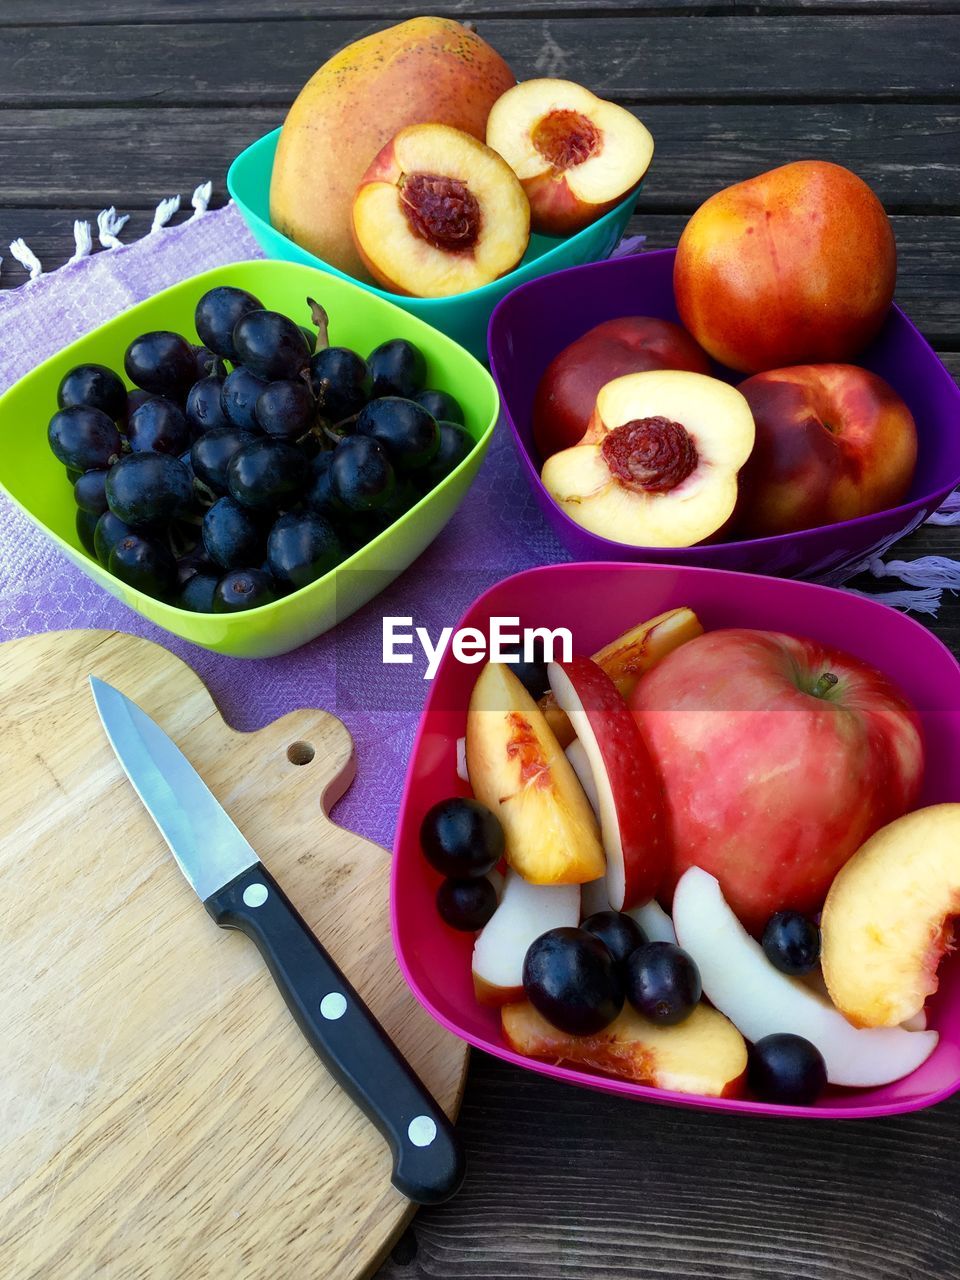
542,370 -> 755,547
351,123 -> 530,298
486,78 -> 653,236
673,867 -> 938,1088
466,662 -> 605,885
502,998 -> 747,1097
549,657 -> 669,910
541,605 -> 704,747
473,870 -> 580,1005
821,804 -> 960,1028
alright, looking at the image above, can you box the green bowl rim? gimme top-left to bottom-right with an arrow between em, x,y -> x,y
0,258 -> 501,628
226,126 -> 640,310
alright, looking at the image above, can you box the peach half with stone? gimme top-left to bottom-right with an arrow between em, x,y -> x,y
486,78 -> 654,236
351,123 -> 531,298
540,370 -> 756,548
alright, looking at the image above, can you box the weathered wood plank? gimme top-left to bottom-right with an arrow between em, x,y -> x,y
0,17 -> 957,107
1,105 -> 958,214
0,0 -> 731,22
373,1053 -> 960,1280
3,0 -> 958,22
7,208 -> 956,349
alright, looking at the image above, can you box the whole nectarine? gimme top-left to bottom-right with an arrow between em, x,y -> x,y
674,161 -> 896,373
735,363 -> 917,536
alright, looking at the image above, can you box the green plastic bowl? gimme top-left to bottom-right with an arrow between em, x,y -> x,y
227,128 -> 639,362
0,260 -> 500,659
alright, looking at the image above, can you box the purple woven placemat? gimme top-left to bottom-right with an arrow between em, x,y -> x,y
0,202 -> 570,848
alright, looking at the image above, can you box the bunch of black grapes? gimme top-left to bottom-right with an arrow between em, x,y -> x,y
49,286 -> 475,614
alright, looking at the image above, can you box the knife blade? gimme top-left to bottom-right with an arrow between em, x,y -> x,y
90,676 -> 464,1205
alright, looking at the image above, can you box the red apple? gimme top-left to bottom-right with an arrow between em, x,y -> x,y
630,628 -> 924,935
532,317 -> 712,459
735,363 -> 918,536
549,656 -> 669,910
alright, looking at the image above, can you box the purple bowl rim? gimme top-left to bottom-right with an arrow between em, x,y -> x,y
486,248 -> 960,556
390,560 -> 960,1120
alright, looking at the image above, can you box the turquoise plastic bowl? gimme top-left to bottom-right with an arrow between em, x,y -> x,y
0,260 -> 500,660
227,127 -> 639,362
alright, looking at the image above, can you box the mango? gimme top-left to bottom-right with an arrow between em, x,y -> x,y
270,17 -> 515,279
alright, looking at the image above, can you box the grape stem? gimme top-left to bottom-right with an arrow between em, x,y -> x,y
306,297 -> 330,351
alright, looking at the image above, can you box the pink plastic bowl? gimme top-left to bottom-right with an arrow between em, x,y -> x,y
486,250 -> 960,581
391,563 -> 960,1118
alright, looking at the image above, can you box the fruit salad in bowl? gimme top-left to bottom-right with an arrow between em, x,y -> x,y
392,563 -> 960,1117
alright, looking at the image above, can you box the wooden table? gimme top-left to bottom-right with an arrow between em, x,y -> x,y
2,4 -> 959,1277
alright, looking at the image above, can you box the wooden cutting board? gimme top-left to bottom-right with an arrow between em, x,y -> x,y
0,630 -> 468,1280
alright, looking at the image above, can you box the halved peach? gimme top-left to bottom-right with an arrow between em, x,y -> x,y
502,998 -> 747,1097
540,605 -> 704,747
821,804 -> 960,1028
541,370 -> 755,547
466,662 -> 605,886
351,123 -> 530,298
486,78 -> 653,236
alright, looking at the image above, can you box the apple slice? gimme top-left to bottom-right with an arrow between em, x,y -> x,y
473,870 -> 580,1005
486,78 -> 653,236
673,867 -> 938,1088
821,804 -> 960,1028
352,123 -> 530,298
503,998 -> 747,1096
549,656 -> 668,910
565,738 -> 599,810
466,662 -> 604,885
581,875 -> 678,945
541,370 -> 755,548
542,606 -> 704,748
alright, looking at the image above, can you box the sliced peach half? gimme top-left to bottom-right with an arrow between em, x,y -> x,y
351,123 -> 530,298
486,78 -> 653,236
541,370 -> 756,548
466,662 -> 605,886
821,804 -> 960,1028
540,605 -> 704,747
502,998 -> 747,1097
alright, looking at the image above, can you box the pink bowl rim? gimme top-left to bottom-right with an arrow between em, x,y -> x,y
487,248 -> 960,558
390,561 -> 960,1120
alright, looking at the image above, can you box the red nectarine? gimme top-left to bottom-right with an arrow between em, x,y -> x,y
674,161 -> 896,374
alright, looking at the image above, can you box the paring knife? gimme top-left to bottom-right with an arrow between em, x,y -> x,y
89,676 -> 464,1205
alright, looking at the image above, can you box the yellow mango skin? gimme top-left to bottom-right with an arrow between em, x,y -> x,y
270,17 -> 516,279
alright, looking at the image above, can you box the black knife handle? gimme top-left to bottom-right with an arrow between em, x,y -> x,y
204,863 -> 464,1205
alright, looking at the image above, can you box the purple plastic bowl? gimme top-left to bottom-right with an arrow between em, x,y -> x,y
391,563 -> 960,1119
487,250 -> 960,580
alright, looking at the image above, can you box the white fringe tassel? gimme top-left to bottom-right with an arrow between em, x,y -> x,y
68,220 -> 92,263
869,554 -> 960,591
844,584 -> 944,616
97,206 -> 130,249
926,489 -> 960,526
150,194 -> 181,233
190,181 -> 212,220
9,238 -> 42,281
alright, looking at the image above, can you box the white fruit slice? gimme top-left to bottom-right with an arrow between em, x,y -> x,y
472,870 -> 580,1005
565,739 -> 599,811
549,656 -> 668,909
456,735 -> 469,783
631,898 -> 677,945
672,867 -> 938,1088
